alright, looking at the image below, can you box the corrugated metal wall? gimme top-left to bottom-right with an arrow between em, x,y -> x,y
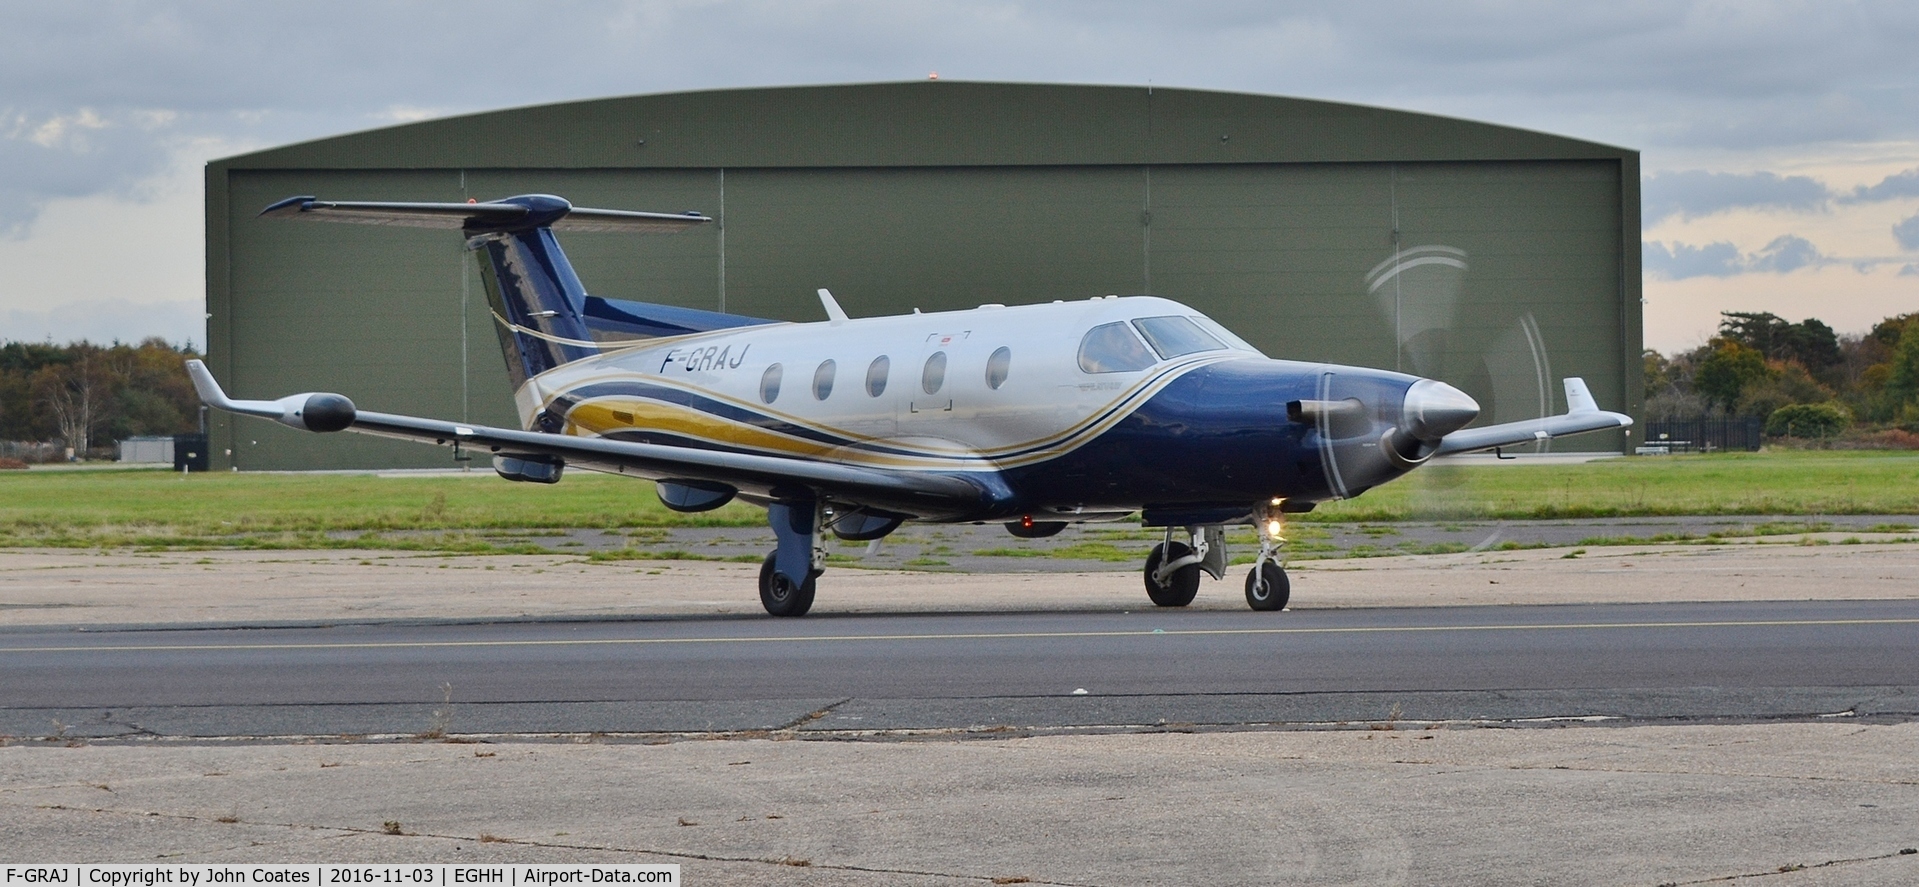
219,158 -> 1621,469
209,84 -> 1637,470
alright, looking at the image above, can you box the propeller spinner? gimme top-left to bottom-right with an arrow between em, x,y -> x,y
1384,378 -> 1479,469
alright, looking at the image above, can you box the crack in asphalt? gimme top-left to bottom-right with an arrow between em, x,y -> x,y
1660,846 -> 1919,885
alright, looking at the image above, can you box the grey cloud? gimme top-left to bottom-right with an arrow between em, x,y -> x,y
1894,213 -> 1919,251
1844,168 -> 1919,203
1642,170 -> 1832,227
1748,235 -> 1821,273
1643,234 -> 1828,280
6,1 -> 1919,231
1643,240 -> 1743,279
0,108 -> 183,234
1901,264 -> 1919,277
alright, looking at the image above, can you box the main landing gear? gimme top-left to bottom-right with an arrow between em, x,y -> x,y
1140,504 -> 1291,611
756,501 -> 904,617
760,500 -> 827,617
758,553 -> 819,617
1144,526 -> 1226,608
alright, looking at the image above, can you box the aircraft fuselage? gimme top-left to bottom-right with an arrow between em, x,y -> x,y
521,295 -> 1425,524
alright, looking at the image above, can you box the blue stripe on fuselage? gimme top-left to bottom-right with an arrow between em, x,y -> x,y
999,358 -> 1338,512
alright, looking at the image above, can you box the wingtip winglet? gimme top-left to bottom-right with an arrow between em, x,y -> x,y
1563,377 -> 1599,415
184,359 -> 236,409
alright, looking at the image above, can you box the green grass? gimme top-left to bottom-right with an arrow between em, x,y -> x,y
1307,450 -> 1919,521
2,450 -> 1916,552
0,467 -> 760,547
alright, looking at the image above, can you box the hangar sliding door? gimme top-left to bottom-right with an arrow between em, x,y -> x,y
1148,160 -> 1624,437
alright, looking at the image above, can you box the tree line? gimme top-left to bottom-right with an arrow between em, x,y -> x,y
0,339 -> 205,460
1644,311 -> 1919,440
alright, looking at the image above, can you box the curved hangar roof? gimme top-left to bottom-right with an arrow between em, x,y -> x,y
219,81 -> 1633,170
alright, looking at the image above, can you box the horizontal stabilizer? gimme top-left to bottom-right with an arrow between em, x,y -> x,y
260,194 -> 711,234
1434,377 -> 1632,457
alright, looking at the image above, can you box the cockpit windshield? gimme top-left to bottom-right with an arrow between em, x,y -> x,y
1079,314 -> 1261,373
1190,316 -> 1263,356
1077,322 -> 1158,373
1131,315 -> 1226,359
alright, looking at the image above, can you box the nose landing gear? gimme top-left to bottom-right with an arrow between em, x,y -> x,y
1245,501 -> 1290,611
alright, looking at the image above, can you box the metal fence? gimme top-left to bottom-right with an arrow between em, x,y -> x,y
1642,418 -> 1764,453
0,440 -> 63,462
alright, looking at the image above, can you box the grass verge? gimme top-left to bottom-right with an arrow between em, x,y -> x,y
4,450 -> 1916,554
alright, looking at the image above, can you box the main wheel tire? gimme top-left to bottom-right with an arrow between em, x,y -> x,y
759,553 -> 818,617
1244,562 -> 1290,611
1144,542 -> 1201,607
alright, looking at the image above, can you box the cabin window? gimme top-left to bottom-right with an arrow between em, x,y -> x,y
866,355 -> 889,397
1132,315 -> 1227,359
922,351 -> 948,394
760,363 -> 783,403
1076,322 -> 1157,373
985,346 -> 1012,390
813,359 -> 836,400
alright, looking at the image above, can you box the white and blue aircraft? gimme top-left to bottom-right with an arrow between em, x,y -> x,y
187,194 -> 1631,616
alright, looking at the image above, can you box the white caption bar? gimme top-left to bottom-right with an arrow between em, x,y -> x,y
1,867 -> 679,887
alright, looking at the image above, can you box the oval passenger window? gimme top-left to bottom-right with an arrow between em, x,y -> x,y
866,356 -> 889,397
922,351 -> 947,395
760,363 -> 783,403
985,346 -> 1012,390
813,359 -> 836,400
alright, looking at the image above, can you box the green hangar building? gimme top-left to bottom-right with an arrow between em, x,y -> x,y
204,81 -> 1641,471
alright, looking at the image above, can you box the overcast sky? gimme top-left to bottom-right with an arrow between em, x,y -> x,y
3,1 -> 1917,353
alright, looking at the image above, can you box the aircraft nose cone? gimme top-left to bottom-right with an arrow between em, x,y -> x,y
1402,379 -> 1480,441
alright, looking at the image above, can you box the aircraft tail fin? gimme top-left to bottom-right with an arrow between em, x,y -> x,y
259,194 -> 752,391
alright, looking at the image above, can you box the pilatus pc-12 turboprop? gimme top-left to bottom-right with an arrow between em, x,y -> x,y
187,193 -> 1632,617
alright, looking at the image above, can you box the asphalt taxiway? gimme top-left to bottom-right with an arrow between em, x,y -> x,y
4,601 -> 1918,739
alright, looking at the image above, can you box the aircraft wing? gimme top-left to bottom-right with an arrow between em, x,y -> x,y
1432,377 -> 1633,457
185,360 -> 992,518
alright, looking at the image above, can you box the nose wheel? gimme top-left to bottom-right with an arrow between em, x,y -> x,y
1245,500 -> 1291,611
1245,561 -> 1290,610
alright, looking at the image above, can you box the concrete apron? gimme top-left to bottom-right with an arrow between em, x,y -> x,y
3,725 -> 1917,884
3,538 -> 1919,628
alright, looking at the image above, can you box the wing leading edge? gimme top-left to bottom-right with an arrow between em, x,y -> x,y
1433,378 -> 1633,457
185,360 -> 996,518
